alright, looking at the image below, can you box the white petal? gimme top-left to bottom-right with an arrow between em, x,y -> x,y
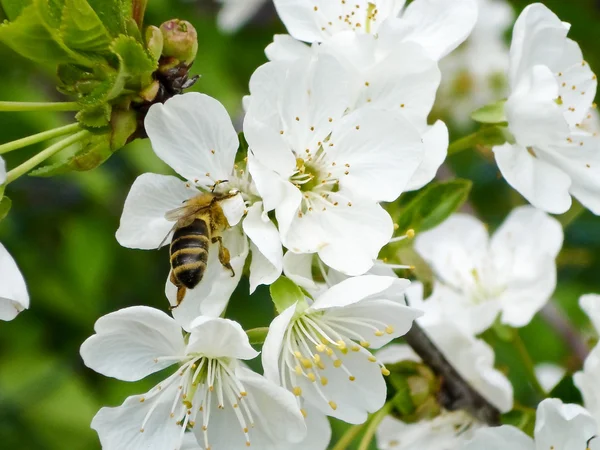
326,108 -> 424,202
217,0 -> 264,33
424,322 -> 514,412
0,243 -> 29,321
580,294 -> 600,335
220,193 -> 246,227
574,345 -> 600,422
505,65 -> 570,148
298,344 -> 386,424
324,298 -> 422,348
283,251 -> 318,291
265,34 -> 312,62
116,173 -> 197,250
463,425 -> 534,450
535,363 -> 566,393
493,143 -> 572,214
236,367 -> 307,444
262,303 -> 297,384
186,317 -> 259,360
284,198 -> 393,275
272,0 -> 327,43
288,409 -> 331,450
405,120 -> 449,191
247,153 -> 302,238
0,156 -> 5,185
391,0 -> 478,60
181,433 -> 201,450
376,343 -> 420,365
80,306 -> 186,381
509,3 -> 571,87
145,93 -> 238,185
168,228 -> 249,330
534,398 -> 599,449
92,376 -> 184,450
414,213 -> 490,288
243,202 -> 283,292
311,275 -> 397,310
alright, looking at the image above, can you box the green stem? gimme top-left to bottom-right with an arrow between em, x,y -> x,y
558,200 -> 585,229
0,123 -> 81,155
513,331 -> 546,398
6,130 -> 90,184
357,402 -> 393,450
0,101 -> 80,112
448,131 -> 481,155
331,424 -> 365,450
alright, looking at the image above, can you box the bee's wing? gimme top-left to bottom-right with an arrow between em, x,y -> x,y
157,222 -> 179,250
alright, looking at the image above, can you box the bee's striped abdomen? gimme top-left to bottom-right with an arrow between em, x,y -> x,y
170,218 -> 210,289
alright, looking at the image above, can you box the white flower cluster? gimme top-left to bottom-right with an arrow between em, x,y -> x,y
3,1 -> 600,449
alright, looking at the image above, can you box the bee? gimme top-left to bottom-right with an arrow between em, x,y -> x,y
164,189 -> 238,308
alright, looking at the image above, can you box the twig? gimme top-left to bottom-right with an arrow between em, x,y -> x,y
404,323 -> 501,425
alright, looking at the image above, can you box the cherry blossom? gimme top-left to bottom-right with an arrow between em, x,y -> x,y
0,242 -> 29,321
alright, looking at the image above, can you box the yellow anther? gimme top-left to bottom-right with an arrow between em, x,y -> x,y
294,351 -> 303,359
295,365 -> 303,376
307,373 -> 317,382
140,428 -> 145,433
321,377 -> 329,386
340,347 -> 348,355
381,368 -> 391,376
246,441 -> 251,447
337,340 -> 347,350
316,343 -> 327,352
326,347 -> 334,356
360,341 -> 371,348
406,229 -> 415,238
374,330 -> 384,337
385,326 -> 394,334
349,376 -> 356,382
240,391 -> 248,397
334,360 -> 343,368
393,223 -> 399,230
301,358 -> 313,369
293,386 -> 303,396
313,354 -> 321,363
139,397 -> 145,403
244,427 -> 249,433
351,345 -> 361,352
301,408 -> 308,418
329,401 -> 338,410
183,400 -> 192,409
317,361 -> 326,370
368,356 -> 377,363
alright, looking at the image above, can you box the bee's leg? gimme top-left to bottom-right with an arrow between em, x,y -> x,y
169,272 -> 186,309
212,236 -> 235,277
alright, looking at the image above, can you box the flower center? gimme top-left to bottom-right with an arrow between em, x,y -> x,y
142,356 -> 255,450
280,312 -> 394,413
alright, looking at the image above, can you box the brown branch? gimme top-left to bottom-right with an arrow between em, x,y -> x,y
404,323 -> 501,425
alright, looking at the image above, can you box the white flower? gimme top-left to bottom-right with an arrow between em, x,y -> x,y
376,411 -> 481,450
413,206 -> 563,334
437,0 -> 513,127
574,294 -> 600,424
80,307 -> 307,450
262,275 -> 421,424
377,321 -> 513,413
463,398 -> 600,450
0,156 -> 6,185
271,0 -> 478,61
216,0 -> 266,33
0,243 -> 29,321
494,3 -> 600,215
245,53 -> 424,275
116,93 -> 283,328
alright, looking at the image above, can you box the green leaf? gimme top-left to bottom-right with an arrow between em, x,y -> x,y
110,108 -> 137,150
492,318 -> 516,342
0,196 -> 11,220
110,34 -> 156,88
1,0 -> 31,20
60,0 -> 112,52
246,327 -> 269,345
471,100 -> 507,124
502,409 -> 535,436
76,72 -> 123,107
549,374 -> 584,404
394,179 -> 473,234
396,246 -> 434,299
75,103 -> 111,128
269,276 -> 307,315
85,0 -> 132,37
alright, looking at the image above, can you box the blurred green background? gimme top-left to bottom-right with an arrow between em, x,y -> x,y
1,0 -> 600,448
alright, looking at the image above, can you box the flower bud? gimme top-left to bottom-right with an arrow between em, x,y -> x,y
159,19 -> 198,65
145,25 -> 164,62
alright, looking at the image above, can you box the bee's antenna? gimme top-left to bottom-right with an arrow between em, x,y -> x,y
211,180 -> 229,192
